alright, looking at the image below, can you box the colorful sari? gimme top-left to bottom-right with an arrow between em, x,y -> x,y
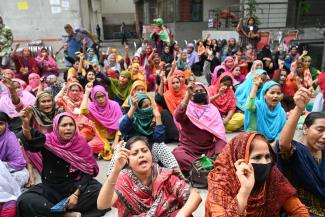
206,132 -> 300,217
113,164 -> 190,217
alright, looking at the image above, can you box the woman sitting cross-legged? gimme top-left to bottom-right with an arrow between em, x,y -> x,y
97,136 -> 202,217
17,112 -> 107,217
276,87 -> 325,216
172,82 -> 227,174
205,132 -> 309,217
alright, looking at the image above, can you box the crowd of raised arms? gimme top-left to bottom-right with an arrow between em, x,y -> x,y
0,16 -> 325,217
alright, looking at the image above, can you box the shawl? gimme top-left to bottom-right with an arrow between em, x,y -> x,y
26,73 -> 41,91
122,80 -> 147,109
254,81 -> 286,141
276,140 -> 325,201
133,93 -> 154,136
186,82 -> 226,143
235,69 -> 266,111
0,113 -> 26,171
221,56 -> 235,73
114,164 -> 190,217
45,112 -> 99,176
206,132 -> 296,217
0,88 -> 36,118
208,74 -> 236,116
30,92 -> 57,129
164,76 -> 186,115
88,85 -> 122,132
106,70 -> 132,101
211,65 -> 226,85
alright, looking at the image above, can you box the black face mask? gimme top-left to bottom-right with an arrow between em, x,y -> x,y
252,163 -> 272,185
193,92 -> 207,104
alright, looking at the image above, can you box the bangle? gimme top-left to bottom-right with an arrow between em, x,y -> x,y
72,194 -> 79,199
22,126 -> 30,131
108,181 -> 116,185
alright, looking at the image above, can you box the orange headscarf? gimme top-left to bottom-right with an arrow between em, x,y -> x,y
205,132 -> 297,217
164,75 -> 186,115
130,63 -> 146,81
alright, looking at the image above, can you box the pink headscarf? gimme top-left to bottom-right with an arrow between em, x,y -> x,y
221,56 -> 235,72
26,73 -> 41,90
45,112 -> 99,176
88,85 -> 122,133
211,65 -> 226,85
186,82 -> 226,146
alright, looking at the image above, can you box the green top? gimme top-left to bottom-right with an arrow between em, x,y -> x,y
245,97 -> 256,132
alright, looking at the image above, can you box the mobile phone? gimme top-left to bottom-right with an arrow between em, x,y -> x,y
249,26 -> 253,31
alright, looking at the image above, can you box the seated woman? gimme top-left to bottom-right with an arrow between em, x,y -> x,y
155,75 -> 186,143
172,82 -> 226,174
245,79 -> 286,142
67,55 -> 86,81
99,70 -> 133,106
235,68 -> 267,111
176,50 -> 190,71
35,47 -> 60,77
25,73 -> 46,96
11,44 -> 38,82
0,78 -> 36,134
277,87 -> 325,216
205,132 -> 309,216
301,55 -> 319,87
0,112 -> 29,217
0,69 -> 15,96
273,67 -> 292,112
209,74 -> 244,132
104,54 -> 121,73
129,63 -> 145,81
80,84 -> 122,160
85,48 -> 99,65
77,67 -> 101,88
97,136 -> 202,216
17,112 -> 107,217
56,82 -> 104,155
122,80 -> 147,114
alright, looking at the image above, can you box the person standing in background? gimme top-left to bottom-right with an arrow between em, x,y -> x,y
121,22 -> 128,45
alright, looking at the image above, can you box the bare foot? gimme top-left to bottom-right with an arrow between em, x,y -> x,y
64,212 -> 81,217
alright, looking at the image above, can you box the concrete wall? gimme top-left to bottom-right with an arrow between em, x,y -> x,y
101,0 -> 135,25
203,0 -> 240,21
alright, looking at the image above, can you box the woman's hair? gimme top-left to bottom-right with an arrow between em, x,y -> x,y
138,97 -> 150,108
220,75 -> 233,86
273,68 -> 289,83
302,55 -> 312,62
0,112 -> 9,123
125,136 -> 149,150
247,17 -> 256,25
216,68 -> 225,78
304,112 -> 325,128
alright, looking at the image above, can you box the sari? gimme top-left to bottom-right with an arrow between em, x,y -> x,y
208,73 -> 236,116
164,76 -> 186,115
206,132 -> 299,217
113,164 -> 190,217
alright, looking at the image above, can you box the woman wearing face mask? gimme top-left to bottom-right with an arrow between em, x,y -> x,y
205,132 -> 309,216
122,80 -> 147,113
80,84 -> 122,160
0,112 -> 29,217
235,68 -> 268,111
17,112 -> 107,217
277,87 -> 325,216
245,79 -> 286,142
172,82 -> 226,174
56,82 -> 104,155
25,73 -> 47,96
155,75 -> 186,143
35,48 -> 60,77
209,74 -> 244,132
97,136 -> 202,216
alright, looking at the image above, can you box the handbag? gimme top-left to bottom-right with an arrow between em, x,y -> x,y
189,154 -> 216,189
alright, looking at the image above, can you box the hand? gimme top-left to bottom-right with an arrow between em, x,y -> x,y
218,85 -> 227,96
20,107 -> 33,123
206,47 -> 213,57
186,83 -> 195,96
15,43 -> 20,48
302,50 -> 308,56
2,77 -> 15,91
82,38 -> 87,45
153,48 -> 157,53
131,94 -> 138,109
67,194 -> 78,210
153,106 -> 161,118
223,118 -> 229,125
253,74 -> 263,87
125,45 -> 129,51
85,82 -> 93,93
293,87 -> 313,112
79,53 -> 84,59
235,159 -> 254,195
114,148 -> 130,172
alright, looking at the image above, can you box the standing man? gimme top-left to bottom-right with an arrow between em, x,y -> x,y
96,24 -> 102,44
121,22 -> 128,45
0,16 -> 13,68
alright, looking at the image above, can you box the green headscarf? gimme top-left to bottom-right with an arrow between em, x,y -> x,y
133,93 -> 154,136
106,70 -> 132,102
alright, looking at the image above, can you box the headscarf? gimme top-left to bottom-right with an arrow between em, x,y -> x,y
130,63 -> 145,81
211,65 -> 225,85
29,92 -> 57,129
164,75 -> 186,115
106,70 -> 132,102
206,132 -> 297,217
26,73 -> 41,90
250,60 -> 263,75
122,80 -> 147,108
88,85 -> 122,133
254,81 -> 286,141
45,112 -> 99,176
186,82 -> 226,144
0,112 -> 26,171
208,74 -> 236,116
318,72 -> 325,97
221,56 -> 235,72
235,69 -> 267,111
133,93 -> 154,136
62,82 -> 84,114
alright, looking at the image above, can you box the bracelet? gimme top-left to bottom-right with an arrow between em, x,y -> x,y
72,194 -> 79,199
108,181 -> 116,185
22,126 -> 31,131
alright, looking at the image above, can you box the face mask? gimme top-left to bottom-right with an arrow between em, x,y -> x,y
193,92 -> 207,104
252,163 -> 272,184
139,107 -> 153,117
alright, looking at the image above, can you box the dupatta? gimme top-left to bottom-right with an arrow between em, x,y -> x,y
164,76 -> 186,115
